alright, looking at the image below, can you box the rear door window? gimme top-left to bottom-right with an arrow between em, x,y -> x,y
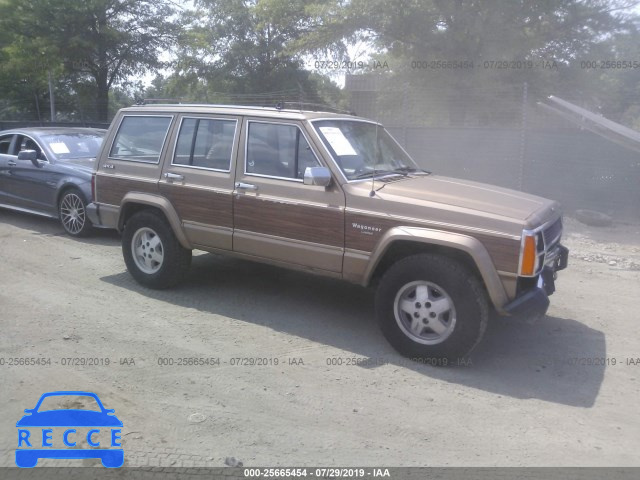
173,118 -> 237,171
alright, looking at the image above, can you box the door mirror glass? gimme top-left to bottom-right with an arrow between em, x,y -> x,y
17,149 -> 38,162
18,150 -> 38,162
303,166 -> 332,187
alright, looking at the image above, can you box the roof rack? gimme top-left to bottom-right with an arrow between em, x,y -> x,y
136,98 -> 356,116
274,101 -> 355,115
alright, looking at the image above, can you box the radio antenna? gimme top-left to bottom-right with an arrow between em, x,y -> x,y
370,121 -> 379,198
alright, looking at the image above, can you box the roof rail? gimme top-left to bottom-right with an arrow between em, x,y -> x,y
136,98 -> 356,116
274,101 -> 355,115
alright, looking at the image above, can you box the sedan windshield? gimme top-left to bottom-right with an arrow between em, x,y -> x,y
41,133 -> 104,160
313,120 -> 421,181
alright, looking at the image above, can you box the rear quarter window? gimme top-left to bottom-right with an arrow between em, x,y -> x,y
109,115 -> 173,163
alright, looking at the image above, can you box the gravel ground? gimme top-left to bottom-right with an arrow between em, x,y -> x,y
0,210 -> 639,468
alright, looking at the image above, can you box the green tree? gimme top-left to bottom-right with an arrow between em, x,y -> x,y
0,0 -> 177,121
169,0 -> 345,106
297,0 -> 640,125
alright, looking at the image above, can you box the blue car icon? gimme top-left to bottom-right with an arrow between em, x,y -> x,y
16,391 -> 123,468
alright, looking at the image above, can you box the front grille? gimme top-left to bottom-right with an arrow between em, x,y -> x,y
543,217 -> 562,248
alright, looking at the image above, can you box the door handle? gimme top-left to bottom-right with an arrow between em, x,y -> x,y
8,161 -> 16,166
164,172 -> 184,181
235,182 -> 258,190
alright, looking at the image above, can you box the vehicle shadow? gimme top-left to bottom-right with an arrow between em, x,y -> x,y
0,209 -> 120,245
100,253 -> 605,408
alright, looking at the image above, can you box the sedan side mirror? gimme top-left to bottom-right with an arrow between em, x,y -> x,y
303,166 -> 332,187
17,150 -> 38,162
17,149 -> 43,168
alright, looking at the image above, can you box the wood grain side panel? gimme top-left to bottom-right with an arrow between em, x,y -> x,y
345,214 -> 398,252
473,232 -> 521,273
345,212 -> 520,273
159,184 -> 233,228
234,195 -> 344,247
97,175 -> 158,206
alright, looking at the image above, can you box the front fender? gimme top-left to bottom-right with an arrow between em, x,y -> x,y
57,178 -> 91,197
364,226 -> 510,313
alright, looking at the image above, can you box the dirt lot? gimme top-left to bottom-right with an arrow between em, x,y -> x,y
0,210 -> 639,467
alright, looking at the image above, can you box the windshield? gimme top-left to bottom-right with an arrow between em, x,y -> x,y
313,120 -> 421,181
41,133 -> 104,160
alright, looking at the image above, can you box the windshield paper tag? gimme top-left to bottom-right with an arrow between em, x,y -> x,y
319,127 -> 357,156
49,142 -> 70,154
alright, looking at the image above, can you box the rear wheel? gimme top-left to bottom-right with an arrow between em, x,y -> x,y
375,254 -> 488,363
58,188 -> 92,237
122,210 -> 192,289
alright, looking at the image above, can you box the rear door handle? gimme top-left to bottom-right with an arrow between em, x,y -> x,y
8,161 -> 16,166
164,172 -> 184,181
235,182 -> 258,190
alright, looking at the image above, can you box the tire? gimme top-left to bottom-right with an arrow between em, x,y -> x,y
58,188 -> 92,237
375,254 -> 489,363
122,210 -> 192,289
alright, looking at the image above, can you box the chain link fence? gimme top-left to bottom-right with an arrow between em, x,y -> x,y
346,75 -> 640,223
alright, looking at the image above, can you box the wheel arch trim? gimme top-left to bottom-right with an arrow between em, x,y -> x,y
364,226 -> 510,312
56,180 -> 91,207
118,193 -> 192,249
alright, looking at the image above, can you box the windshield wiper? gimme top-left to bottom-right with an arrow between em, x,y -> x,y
352,169 -> 403,180
393,166 -> 431,175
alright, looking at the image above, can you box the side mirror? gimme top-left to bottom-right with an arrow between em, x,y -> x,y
17,150 -> 38,162
24,409 -> 34,414
303,166 -> 331,187
18,150 -> 43,167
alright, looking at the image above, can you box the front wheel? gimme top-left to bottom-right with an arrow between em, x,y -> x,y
58,188 -> 92,237
375,254 -> 489,363
122,210 -> 192,289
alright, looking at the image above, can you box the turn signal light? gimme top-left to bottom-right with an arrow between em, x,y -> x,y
520,235 -> 537,276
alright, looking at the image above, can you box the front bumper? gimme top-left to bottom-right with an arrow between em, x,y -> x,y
504,244 -> 569,317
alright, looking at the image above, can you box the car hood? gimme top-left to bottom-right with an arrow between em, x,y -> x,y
346,174 -> 560,232
16,410 -> 123,427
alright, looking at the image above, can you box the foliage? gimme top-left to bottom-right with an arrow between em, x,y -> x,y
0,0 -> 177,121
0,0 -> 639,127
297,0 -> 640,126
164,0 -> 346,106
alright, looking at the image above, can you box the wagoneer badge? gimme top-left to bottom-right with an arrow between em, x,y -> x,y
352,222 -> 382,235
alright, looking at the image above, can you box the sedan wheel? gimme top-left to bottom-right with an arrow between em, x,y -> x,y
59,189 -> 92,237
